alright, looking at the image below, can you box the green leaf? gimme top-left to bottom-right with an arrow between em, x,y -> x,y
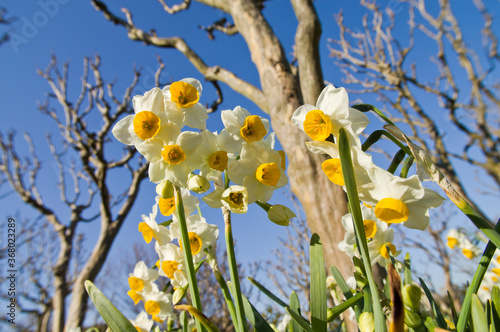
339,128 -> 386,332
447,291 -> 459,329
471,294 -> 488,332
419,278 -> 447,329
290,291 -> 303,332
330,266 -> 362,319
403,253 -> 412,286
85,280 -> 136,332
239,292 -> 275,332
327,292 -> 363,322
175,305 -> 221,332
286,307 -> 314,332
247,276 -> 288,308
387,149 -> 406,174
310,233 -> 327,332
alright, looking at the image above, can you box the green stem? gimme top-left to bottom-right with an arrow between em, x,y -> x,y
205,248 -> 239,327
174,186 -> 205,332
223,207 -> 248,332
456,219 -> 500,332
338,128 -> 387,332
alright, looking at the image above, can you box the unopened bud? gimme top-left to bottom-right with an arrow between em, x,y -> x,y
402,284 -> 422,310
156,180 -> 174,199
267,204 -> 295,226
359,312 -> 375,332
187,174 -> 210,194
404,309 -> 422,329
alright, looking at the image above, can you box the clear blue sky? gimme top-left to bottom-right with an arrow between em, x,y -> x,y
1,0 -> 499,324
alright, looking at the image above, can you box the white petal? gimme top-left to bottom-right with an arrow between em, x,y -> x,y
132,87 -> 164,114
178,131 -> 202,155
112,115 -> 141,146
156,121 -> 181,145
291,104 -> 316,131
317,85 -> 349,120
217,129 -> 243,153
347,107 -> 370,135
202,188 -> 225,208
149,161 -> 168,183
136,138 -> 165,163
184,103 -> 208,130
306,141 -> 339,158
181,77 -> 203,95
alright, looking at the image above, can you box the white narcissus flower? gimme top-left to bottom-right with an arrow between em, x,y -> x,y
446,228 -> 465,249
357,166 -> 444,230
130,311 -> 154,332
221,185 -> 249,214
459,237 -> 481,259
138,204 -> 172,246
155,242 -> 188,289
162,78 -> 208,130
198,130 -> 234,181
141,290 -> 174,324
127,261 -> 159,305
291,84 -> 369,141
136,122 -> 202,185
155,187 -> 199,218
169,214 -> 219,263
218,106 -> 270,153
306,136 -> 374,187
227,141 -> 288,204
202,187 -> 225,209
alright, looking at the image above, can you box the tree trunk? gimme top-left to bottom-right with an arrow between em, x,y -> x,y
52,232 -> 73,332
229,0 -> 353,277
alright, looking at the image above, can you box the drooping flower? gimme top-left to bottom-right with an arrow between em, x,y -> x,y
155,242 -> 188,289
138,204 -> 171,246
127,261 -> 160,305
169,214 -> 219,263
141,290 -> 174,324
291,85 -> 369,141
227,141 -> 288,203
357,166 -> 444,230
136,122 -> 202,185
129,311 -> 154,332
218,106 -> 270,153
162,78 -> 208,130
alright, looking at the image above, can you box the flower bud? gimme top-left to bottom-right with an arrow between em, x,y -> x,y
156,180 -> 174,199
404,309 -> 422,329
267,204 -> 296,226
358,312 -> 375,332
402,284 -> 422,311
187,174 -> 210,194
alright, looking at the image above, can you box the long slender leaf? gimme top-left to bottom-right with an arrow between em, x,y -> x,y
419,278 -> 447,328
85,281 -> 136,332
447,291 -> 459,328
290,291 -> 302,332
327,292 -> 363,322
247,276 -> 288,308
286,307 -> 314,332
239,290 -> 275,332
456,219 -> 500,332
310,233 -> 327,332
339,128 -> 386,332
471,294 -> 488,332
175,305 -> 221,332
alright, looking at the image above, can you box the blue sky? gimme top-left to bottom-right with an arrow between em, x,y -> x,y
1,0 -> 500,324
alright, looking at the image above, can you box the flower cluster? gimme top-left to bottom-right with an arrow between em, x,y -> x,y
291,85 -> 445,266
112,78 -> 293,329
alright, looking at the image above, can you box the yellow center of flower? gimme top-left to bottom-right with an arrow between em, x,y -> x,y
153,316 -> 164,324
134,326 -> 141,332
161,145 -> 186,165
229,192 -> 244,207
133,111 -> 161,140
256,163 -> 281,186
447,237 -> 458,249
161,260 -> 180,279
158,197 -> 176,216
321,158 -> 344,186
145,300 -> 161,316
462,248 -> 475,259
180,232 -> 203,255
128,277 -> 144,292
491,268 -> 500,276
127,290 -> 142,305
138,222 -> 154,244
380,242 -> 397,259
240,115 -> 267,142
492,276 -> 498,282
208,151 -> 228,171
303,109 -> 332,141
169,81 -> 199,108
374,198 -> 409,224
363,219 -> 377,238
